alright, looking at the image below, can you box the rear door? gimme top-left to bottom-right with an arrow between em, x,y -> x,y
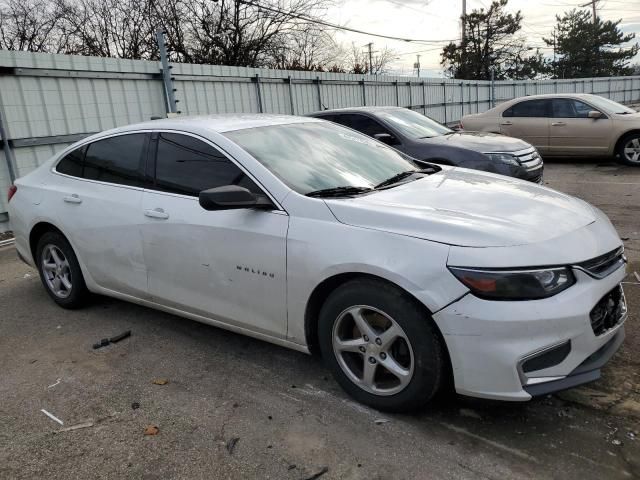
52,132 -> 150,298
548,98 -> 612,156
140,131 -> 288,338
500,99 -> 551,154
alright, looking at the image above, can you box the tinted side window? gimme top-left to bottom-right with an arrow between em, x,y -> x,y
153,133 -> 261,197
506,100 -> 550,118
56,145 -> 86,177
84,134 -> 146,187
553,99 -> 595,118
333,114 -> 392,137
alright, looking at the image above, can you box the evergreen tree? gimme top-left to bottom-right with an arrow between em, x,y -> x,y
545,9 -> 638,78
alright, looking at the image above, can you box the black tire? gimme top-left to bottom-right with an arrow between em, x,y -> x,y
35,231 -> 89,309
318,278 -> 446,412
616,133 -> 640,166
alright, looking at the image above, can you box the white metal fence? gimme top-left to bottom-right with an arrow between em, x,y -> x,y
1,49 -> 639,223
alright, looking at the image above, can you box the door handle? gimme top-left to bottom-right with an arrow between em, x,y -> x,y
500,121 -> 513,126
63,194 -> 82,204
144,208 -> 169,220
551,122 -> 566,126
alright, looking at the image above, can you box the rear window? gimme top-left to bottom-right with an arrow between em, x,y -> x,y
83,134 -> 147,187
56,146 -> 86,177
503,100 -> 550,118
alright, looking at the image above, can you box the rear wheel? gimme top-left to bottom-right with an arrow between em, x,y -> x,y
318,278 -> 446,412
616,133 -> 640,166
36,231 -> 88,309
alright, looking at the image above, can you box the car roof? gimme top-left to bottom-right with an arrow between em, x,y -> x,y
92,114 -> 321,137
502,93 -> 597,102
308,106 -> 406,116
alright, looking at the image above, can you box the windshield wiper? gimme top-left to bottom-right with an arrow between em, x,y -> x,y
305,186 -> 373,198
375,168 -> 438,189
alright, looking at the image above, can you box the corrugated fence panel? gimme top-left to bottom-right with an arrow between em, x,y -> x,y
1,50 -> 640,222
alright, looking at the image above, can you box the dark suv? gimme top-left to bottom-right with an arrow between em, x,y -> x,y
307,107 -> 544,183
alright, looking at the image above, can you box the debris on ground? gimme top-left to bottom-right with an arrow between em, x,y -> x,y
459,408 -> 482,420
23,273 -> 32,279
47,378 -> 61,389
226,437 -> 239,454
612,439 -> 622,446
374,418 -> 390,425
143,425 -> 159,436
303,466 -> 329,480
288,465 -> 296,470
152,379 -> 169,385
131,402 -> 140,410
627,431 -> 637,441
56,421 -> 94,433
92,330 -> 131,349
41,409 -> 64,425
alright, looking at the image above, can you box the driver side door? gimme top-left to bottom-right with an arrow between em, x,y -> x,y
140,131 -> 289,338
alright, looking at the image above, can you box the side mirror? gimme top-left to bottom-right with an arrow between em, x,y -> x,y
374,133 -> 399,145
587,110 -> 603,119
199,185 -> 272,211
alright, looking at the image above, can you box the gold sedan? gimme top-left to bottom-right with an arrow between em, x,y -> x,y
461,94 -> 640,166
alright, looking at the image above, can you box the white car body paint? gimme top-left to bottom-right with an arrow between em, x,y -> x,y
8,114 -> 626,401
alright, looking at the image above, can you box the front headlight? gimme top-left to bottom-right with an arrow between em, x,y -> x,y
448,266 -> 576,300
484,153 -> 520,166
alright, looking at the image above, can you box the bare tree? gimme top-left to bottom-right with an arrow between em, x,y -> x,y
344,42 -> 396,74
57,0 -> 158,59
0,0 -> 64,52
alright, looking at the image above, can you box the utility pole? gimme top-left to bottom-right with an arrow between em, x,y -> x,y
366,42 -> 374,75
461,0 -> 467,43
580,0 -> 599,23
415,54 -> 421,78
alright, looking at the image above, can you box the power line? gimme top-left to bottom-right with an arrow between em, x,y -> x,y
238,0 -> 457,44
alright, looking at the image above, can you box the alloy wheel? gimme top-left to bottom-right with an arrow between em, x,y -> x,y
41,244 -> 72,299
332,305 -> 414,396
623,137 -> 640,164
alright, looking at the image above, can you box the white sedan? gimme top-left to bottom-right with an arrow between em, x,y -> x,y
8,115 -> 627,411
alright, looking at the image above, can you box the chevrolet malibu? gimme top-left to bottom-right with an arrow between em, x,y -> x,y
8,115 -> 628,411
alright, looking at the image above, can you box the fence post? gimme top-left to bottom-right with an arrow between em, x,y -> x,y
252,74 -> 263,113
608,77 -> 612,99
554,81 -> 558,93
443,82 -> 448,123
422,81 -> 427,115
408,81 -> 413,109
156,30 -> 178,114
476,82 -> 479,113
315,76 -> 322,110
460,82 -> 464,117
490,70 -> 495,108
0,111 -> 17,182
362,78 -> 367,106
395,80 -> 400,106
287,76 -> 295,115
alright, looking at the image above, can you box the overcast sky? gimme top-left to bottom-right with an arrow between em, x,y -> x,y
324,0 -> 640,77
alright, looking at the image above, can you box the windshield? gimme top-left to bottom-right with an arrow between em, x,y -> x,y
377,109 -> 453,138
584,95 -> 636,114
225,122 -> 417,195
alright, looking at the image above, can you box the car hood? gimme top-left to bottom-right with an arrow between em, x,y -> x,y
324,168 -> 596,247
423,131 -> 531,153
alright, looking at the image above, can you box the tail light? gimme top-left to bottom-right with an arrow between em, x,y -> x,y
7,185 -> 17,202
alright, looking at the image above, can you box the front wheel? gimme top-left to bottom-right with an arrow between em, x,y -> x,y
318,278 -> 447,412
616,134 -> 640,166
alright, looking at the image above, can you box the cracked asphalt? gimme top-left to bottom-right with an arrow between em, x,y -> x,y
1,159 -> 639,480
